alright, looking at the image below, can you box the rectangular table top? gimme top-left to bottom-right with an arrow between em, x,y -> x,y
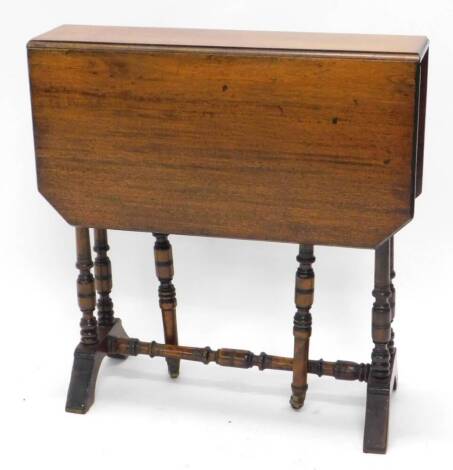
30,25 -> 428,60
28,26 -> 429,248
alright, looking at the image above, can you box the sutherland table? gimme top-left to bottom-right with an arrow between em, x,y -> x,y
27,25 -> 429,454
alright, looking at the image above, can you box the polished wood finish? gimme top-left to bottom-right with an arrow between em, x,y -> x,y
291,245 -> 315,409
28,26 -> 428,248
28,26 -> 429,454
153,233 -> 179,378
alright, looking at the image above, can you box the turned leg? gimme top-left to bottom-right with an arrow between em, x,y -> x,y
94,229 -> 127,359
290,244 -> 315,410
153,233 -> 180,378
66,227 -> 99,413
76,227 -> 98,344
93,229 -> 114,327
388,236 -> 397,390
363,238 -> 396,453
66,227 -> 128,413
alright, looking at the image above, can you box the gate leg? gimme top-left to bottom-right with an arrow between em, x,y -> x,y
153,233 -> 180,378
290,245 -> 315,410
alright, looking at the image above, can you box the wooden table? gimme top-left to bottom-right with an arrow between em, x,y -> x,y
27,25 -> 429,453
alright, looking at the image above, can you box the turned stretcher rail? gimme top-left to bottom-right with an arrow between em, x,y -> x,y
107,336 -> 370,382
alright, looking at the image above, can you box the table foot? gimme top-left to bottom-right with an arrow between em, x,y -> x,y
363,354 -> 397,454
65,344 -> 104,414
290,384 -> 307,410
167,358 -> 180,378
66,319 -> 129,414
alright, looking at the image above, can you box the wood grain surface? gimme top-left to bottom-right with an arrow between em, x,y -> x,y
28,27 -> 428,248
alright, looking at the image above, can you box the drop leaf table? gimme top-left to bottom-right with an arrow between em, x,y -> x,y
27,25 -> 428,454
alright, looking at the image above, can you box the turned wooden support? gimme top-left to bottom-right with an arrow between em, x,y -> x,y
93,229 -> 115,327
370,241 -> 392,380
108,336 -> 370,382
311,359 -> 369,382
153,233 -> 179,378
290,244 -> 315,409
363,238 -> 395,454
76,227 -> 97,345
388,236 -> 396,357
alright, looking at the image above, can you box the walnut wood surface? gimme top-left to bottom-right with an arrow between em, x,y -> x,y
28,26 -> 428,249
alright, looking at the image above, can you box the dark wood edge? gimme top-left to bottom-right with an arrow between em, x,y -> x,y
26,39 -> 425,62
415,50 -> 429,197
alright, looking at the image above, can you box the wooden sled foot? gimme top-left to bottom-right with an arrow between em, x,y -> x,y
65,343 -> 104,414
363,382 -> 391,454
66,319 -> 129,414
363,358 -> 397,454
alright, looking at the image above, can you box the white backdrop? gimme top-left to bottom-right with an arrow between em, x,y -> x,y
2,1 -> 452,468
